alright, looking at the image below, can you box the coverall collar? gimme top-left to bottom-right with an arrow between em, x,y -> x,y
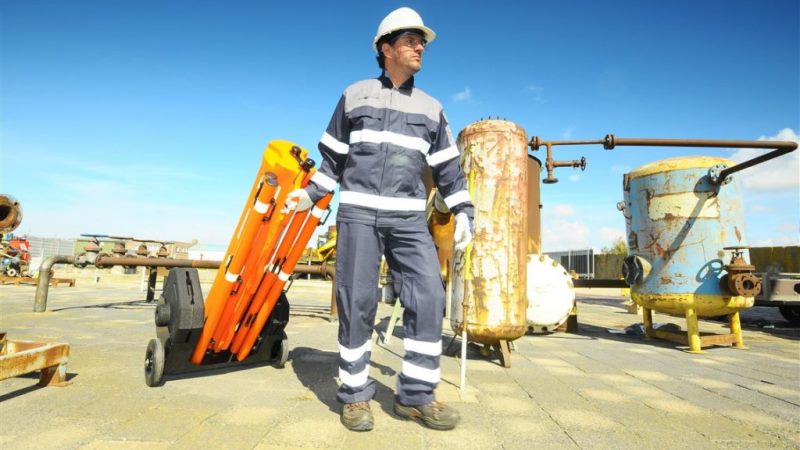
379,71 -> 415,91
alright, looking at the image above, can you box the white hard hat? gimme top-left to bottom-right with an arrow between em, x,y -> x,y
373,7 -> 436,51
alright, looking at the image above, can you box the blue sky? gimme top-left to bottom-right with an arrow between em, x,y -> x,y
2,0 -> 798,253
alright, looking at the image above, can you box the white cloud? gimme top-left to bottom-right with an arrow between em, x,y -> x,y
541,218 -> 590,252
749,204 -> 772,213
452,87 -> 472,103
600,227 -> 626,243
562,125 -> 575,140
569,174 -> 581,182
526,84 -> 545,104
729,128 -> 800,192
751,235 -> 800,247
551,203 -> 576,217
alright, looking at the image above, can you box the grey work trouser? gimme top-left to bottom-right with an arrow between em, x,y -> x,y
335,221 -> 445,406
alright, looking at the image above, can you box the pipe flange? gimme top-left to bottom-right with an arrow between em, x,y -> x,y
728,272 -> 762,297
708,164 -> 733,185
603,134 -> 616,150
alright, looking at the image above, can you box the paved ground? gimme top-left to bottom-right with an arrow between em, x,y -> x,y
1,276 -> 799,449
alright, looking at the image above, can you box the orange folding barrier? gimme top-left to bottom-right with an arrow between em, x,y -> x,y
233,193 -> 333,361
190,140 -> 327,365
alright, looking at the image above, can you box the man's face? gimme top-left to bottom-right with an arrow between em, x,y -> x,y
384,33 -> 426,75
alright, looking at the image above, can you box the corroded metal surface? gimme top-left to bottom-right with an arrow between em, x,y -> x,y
0,336 -> 70,386
0,194 -> 23,233
527,156 -> 542,254
451,119 -> 528,343
622,156 -> 755,316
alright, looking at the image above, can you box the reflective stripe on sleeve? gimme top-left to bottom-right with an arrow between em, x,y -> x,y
320,132 -> 349,155
310,171 -> 338,191
426,145 -> 459,167
444,190 -> 471,209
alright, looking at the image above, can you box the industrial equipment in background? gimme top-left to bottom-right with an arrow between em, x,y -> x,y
143,140 -> 332,387
0,194 -> 30,278
0,195 -> 71,388
299,225 -> 337,269
534,134 -> 797,352
431,119 -> 579,368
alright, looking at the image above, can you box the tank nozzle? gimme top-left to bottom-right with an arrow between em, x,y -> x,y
622,255 -> 651,286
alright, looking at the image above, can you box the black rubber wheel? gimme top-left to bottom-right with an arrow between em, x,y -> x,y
144,338 -> 165,387
272,338 -> 289,369
778,306 -> 800,324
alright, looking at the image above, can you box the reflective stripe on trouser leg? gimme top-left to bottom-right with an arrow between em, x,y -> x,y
385,225 -> 446,406
335,222 -> 383,404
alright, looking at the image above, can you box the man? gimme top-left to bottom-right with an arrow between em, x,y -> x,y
285,6 -> 474,432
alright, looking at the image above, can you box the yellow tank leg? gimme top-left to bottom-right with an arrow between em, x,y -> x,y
642,307 -> 653,339
729,310 -> 748,349
685,307 -> 703,353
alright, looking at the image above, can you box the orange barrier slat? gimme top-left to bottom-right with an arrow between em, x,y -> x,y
229,208 -> 310,354
235,193 -> 332,361
210,169 -> 298,351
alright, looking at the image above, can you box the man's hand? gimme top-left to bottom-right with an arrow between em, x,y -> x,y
282,188 -> 313,214
453,212 -> 473,251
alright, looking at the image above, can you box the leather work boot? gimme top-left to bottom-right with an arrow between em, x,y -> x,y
341,401 -> 374,431
394,400 -> 460,430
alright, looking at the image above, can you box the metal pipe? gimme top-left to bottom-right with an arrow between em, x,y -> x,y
34,255 -> 75,312
293,263 -> 338,321
34,255 -> 339,316
602,135 -> 798,151
94,256 -> 221,269
718,147 -> 796,182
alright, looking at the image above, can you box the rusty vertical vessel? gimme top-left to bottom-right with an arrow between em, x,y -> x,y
621,156 -> 757,352
450,119 -> 529,350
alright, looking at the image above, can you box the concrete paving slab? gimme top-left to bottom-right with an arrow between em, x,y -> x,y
1,280 -> 799,449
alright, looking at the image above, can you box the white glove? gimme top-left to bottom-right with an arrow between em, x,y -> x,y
282,188 -> 313,214
453,212 -> 473,251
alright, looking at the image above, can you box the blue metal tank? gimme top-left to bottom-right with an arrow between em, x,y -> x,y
620,156 -> 755,352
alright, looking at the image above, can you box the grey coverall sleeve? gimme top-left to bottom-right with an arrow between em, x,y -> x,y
429,111 -> 474,221
306,95 -> 349,202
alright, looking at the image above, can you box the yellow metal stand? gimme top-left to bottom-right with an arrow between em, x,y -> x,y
641,307 -> 747,353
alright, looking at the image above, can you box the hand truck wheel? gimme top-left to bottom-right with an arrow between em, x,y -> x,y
144,338 -> 165,387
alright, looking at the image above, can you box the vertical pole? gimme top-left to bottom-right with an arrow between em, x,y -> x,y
685,307 -> 703,353
146,267 -> 158,302
642,307 -> 653,338
729,311 -> 746,349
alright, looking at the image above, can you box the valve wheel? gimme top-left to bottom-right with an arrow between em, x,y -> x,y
144,338 -> 165,387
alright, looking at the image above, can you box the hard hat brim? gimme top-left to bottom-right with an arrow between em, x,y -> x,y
373,25 -> 436,51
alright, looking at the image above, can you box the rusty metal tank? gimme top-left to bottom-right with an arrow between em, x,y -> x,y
620,156 -> 756,317
527,156 -> 542,254
450,119 -> 529,344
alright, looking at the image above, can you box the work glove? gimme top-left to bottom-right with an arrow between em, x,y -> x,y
453,212 -> 473,252
282,188 -> 313,214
